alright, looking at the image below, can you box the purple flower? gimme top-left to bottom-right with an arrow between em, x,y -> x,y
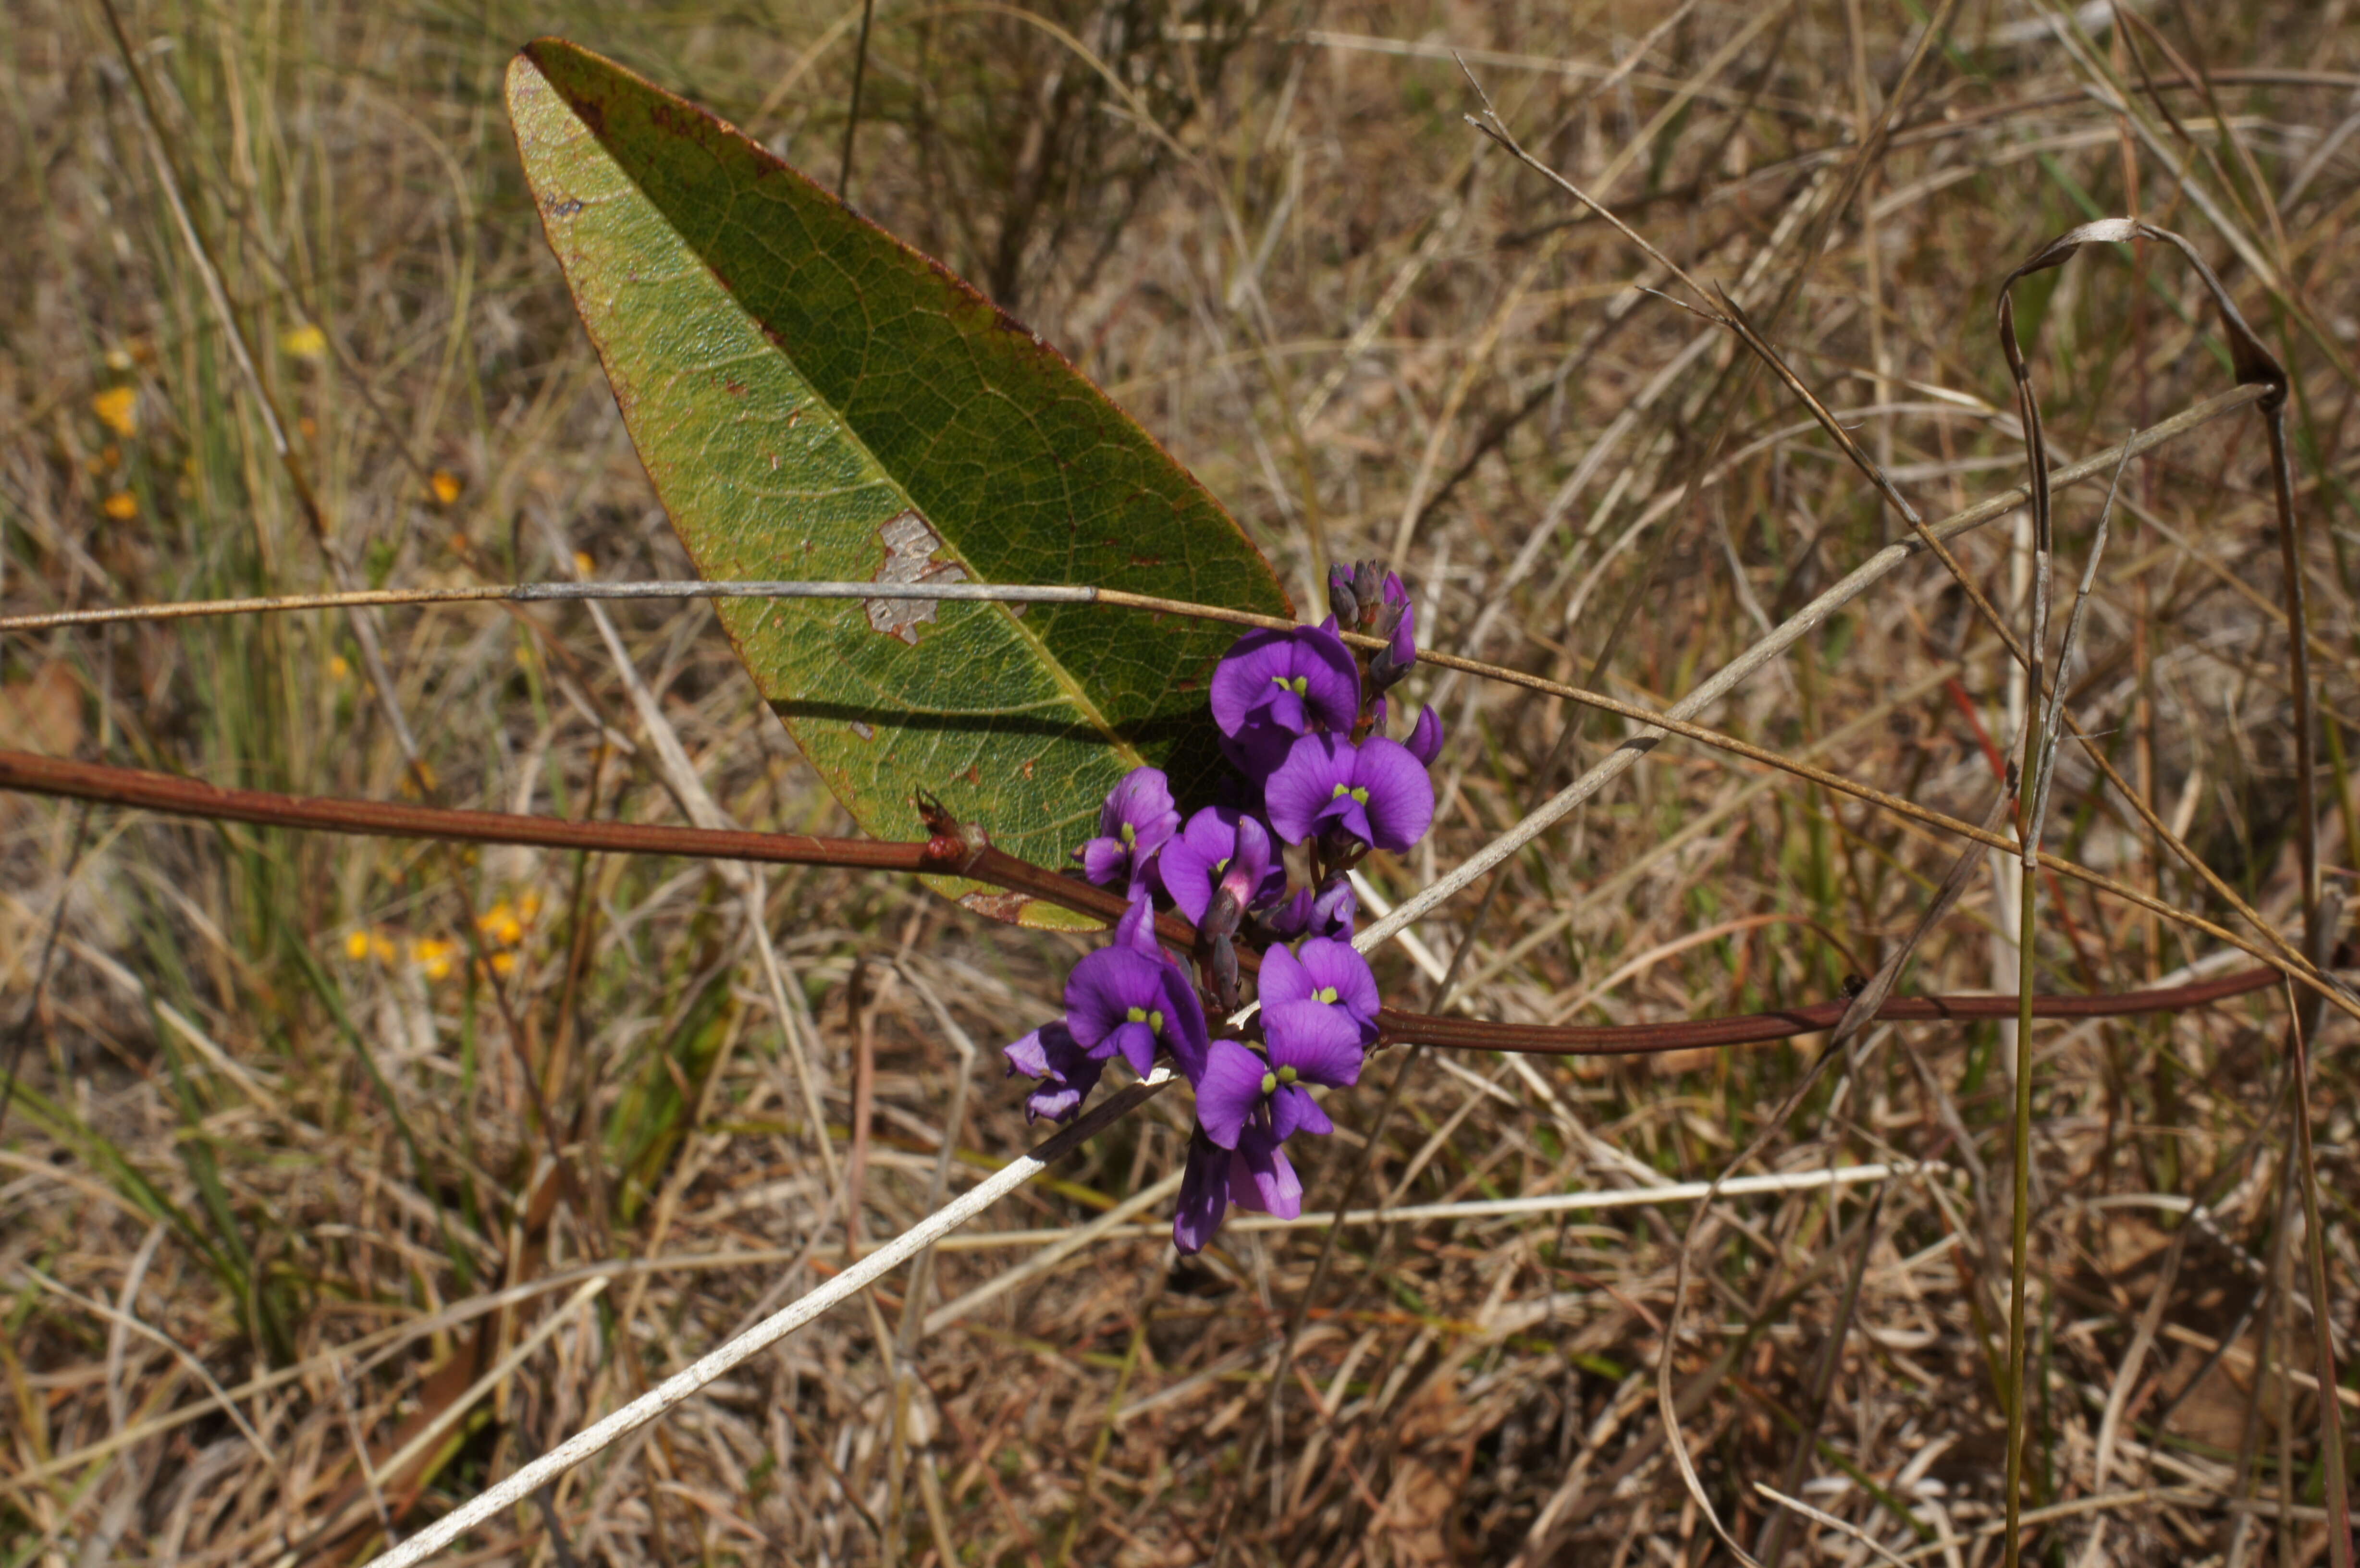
1065,936 -> 1210,1080
1194,1027 -> 1349,1148
1264,735 -> 1436,853
1075,766 -> 1180,891
1002,1020 -> 1105,1124
1267,875 -> 1357,941
1405,705 -> 1444,767
1210,626 -> 1361,775
1173,1124 -> 1302,1253
1260,937 -> 1381,1045
1158,807 -> 1285,927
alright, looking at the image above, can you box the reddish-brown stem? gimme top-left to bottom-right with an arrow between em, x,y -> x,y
0,747 -> 2284,1059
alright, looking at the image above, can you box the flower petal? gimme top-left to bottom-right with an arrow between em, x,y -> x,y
1064,946 -> 1166,1051
1108,1019 -> 1158,1076
1264,1000 -> 1367,1088
1193,1041 -> 1269,1149
1101,766 -> 1179,857
1113,893 -> 1161,956
1230,1130 -> 1302,1219
1352,736 -> 1436,852
1078,835 -> 1129,887
1156,965 -> 1212,1083
1298,938 -> 1381,1030
1270,1083 -> 1332,1141
1406,705 -> 1444,767
1002,1026 -> 1054,1080
1264,733 -> 1348,845
1172,1131 -> 1230,1253
1257,942 -> 1311,1009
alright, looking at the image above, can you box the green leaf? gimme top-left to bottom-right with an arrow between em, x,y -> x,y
505,40 -> 1291,927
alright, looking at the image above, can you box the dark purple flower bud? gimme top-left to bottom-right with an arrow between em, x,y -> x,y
1207,931 -> 1241,1017
1001,1019 -> 1105,1123
1172,1123 -> 1302,1254
1327,563 -> 1359,625
1266,874 -> 1357,942
1352,560 -> 1383,627
1368,594 -> 1417,692
1260,937 -> 1381,1041
1405,705 -> 1444,767
1314,875 -> 1359,938
1074,766 -> 1180,892
1210,626 -> 1361,776
1199,885 -> 1243,943
1265,735 -> 1436,854
1159,807 -> 1286,927
1066,941 -> 1210,1081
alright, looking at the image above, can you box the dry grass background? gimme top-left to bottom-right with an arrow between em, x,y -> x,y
3,0 -> 2358,1563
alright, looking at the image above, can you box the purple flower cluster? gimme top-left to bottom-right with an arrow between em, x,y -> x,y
1004,562 -> 1446,1252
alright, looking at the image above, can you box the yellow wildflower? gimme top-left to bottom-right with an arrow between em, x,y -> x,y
101,492 -> 138,521
477,901 -> 525,946
430,469 -> 462,506
91,386 -> 137,436
343,930 -> 372,961
280,324 -> 328,360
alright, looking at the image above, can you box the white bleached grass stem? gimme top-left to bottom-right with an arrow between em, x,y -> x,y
357,1072 -> 1171,1568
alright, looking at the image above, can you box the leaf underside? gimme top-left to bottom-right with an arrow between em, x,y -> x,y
506,39 -> 1291,927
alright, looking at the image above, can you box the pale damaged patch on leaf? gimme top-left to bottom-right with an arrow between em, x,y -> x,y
864,509 -> 968,645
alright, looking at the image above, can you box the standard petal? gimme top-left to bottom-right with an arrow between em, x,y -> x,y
1295,623 -> 1362,729
1264,1000 -> 1367,1088
1172,1131 -> 1230,1254
1352,736 -> 1437,852
1257,942 -> 1311,1008
1064,946 -> 1164,1050
1104,766 -> 1178,844
1208,630 -> 1293,735
1157,806 -> 1241,925
1264,733 -> 1345,845
1270,1083 -> 1333,1141
1298,938 -> 1381,1029
1193,1041 -> 1270,1149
